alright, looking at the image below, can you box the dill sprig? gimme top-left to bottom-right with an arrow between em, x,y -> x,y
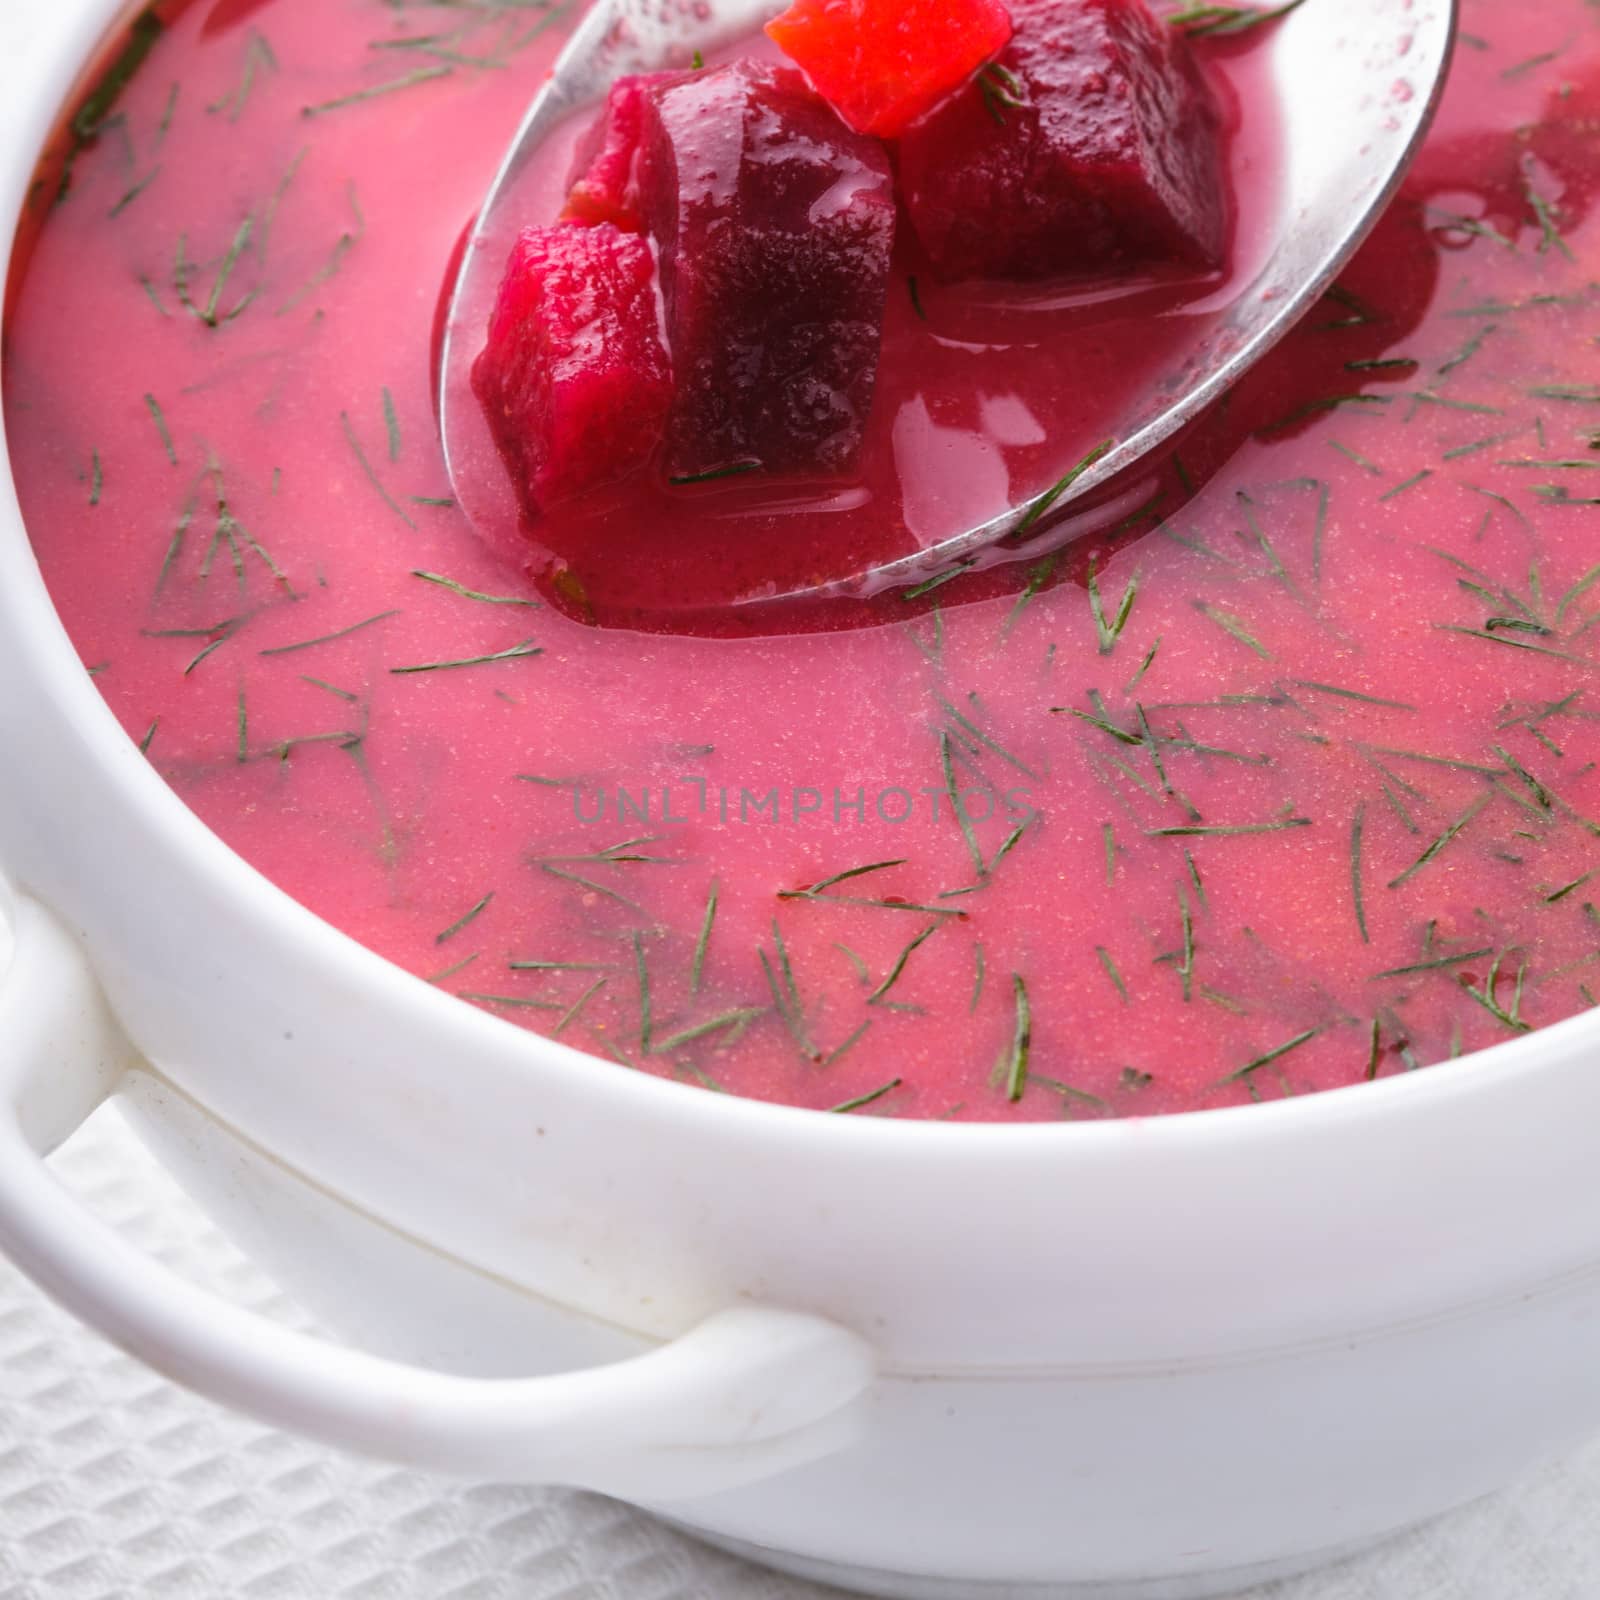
829,1078 -> 903,1115
1460,951 -> 1532,1033
760,919 -> 820,1061
143,394 -> 177,465
341,409 -> 416,528
390,640 -> 542,673
669,461 -> 761,486
978,61 -> 1026,125
1351,803 -> 1369,944
902,560 -> 975,603
650,1009 -> 768,1056
436,892 -> 493,945
1087,561 -> 1138,654
690,880 -> 718,994
208,32 -> 278,122
1168,0 -> 1306,36
59,6 -> 164,200
780,860 -> 906,899
554,977 -> 606,1036
303,65 -> 455,118
867,923 -> 941,1006
1387,793 -> 1494,889
1017,439 -> 1114,534
1217,1027 -> 1320,1087
1192,600 -> 1270,658
1149,817 -> 1311,838
411,570 -> 540,606
1096,946 -> 1129,1004
999,975 -> 1032,1103
260,610 -> 399,657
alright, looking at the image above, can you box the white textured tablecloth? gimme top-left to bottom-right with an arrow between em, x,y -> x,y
0,1107 -> 1592,1600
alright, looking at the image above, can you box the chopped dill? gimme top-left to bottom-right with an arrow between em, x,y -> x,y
941,730 -> 988,880
109,167 -> 163,219
411,570 -> 539,606
691,879 -> 718,994
1438,323 -> 1498,377
669,461 -> 761,485
1217,1027 -> 1320,1087
1387,793 -> 1494,889
761,918 -> 820,1061
208,32 -> 278,121
999,975 -> 1032,1103
824,1020 -> 874,1068
829,1077 -> 902,1115
1330,440 -> 1383,475
1017,439 -> 1114,533
1002,554 -> 1058,639
1292,681 -> 1416,711
1192,600 -> 1270,658
1373,949 -> 1494,979
1087,561 -> 1138,654
427,954 -> 480,985
868,923 -> 941,1006
1379,469 -> 1433,502
260,610 -> 399,656
1149,817 -> 1312,838
781,859 -> 907,898
977,61 -> 1026,124
902,560 -> 975,602
1096,946 -> 1129,1004
554,977 -> 606,1036
1124,635 -> 1162,694
436,892 -> 493,945
459,992 -> 562,1012
59,7 -> 164,201
303,66 -> 455,118
1168,0 -> 1307,35
143,393 -> 177,465
383,387 -> 402,460
278,182 -> 365,314
1351,803 -> 1368,944
340,410 -> 416,529
1460,951 -> 1532,1033
651,1008 -> 767,1056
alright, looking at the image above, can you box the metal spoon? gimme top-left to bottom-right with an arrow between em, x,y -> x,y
438,0 -> 1457,616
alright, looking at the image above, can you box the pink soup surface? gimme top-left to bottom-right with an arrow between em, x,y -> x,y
7,0 -> 1600,1121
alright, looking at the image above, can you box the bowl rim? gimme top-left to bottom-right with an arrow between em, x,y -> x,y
1,0 -> 1588,1160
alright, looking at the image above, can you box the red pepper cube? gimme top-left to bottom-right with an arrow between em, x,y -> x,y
898,0 -> 1229,281
632,61 -> 897,480
766,0 -> 1014,138
472,222 -> 673,518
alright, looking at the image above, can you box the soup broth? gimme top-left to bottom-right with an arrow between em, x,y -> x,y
6,0 -> 1600,1121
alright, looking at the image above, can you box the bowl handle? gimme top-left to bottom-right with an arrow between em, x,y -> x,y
0,887 -> 875,1500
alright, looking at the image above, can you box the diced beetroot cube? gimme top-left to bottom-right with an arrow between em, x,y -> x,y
633,61 -> 896,480
562,71 -> 683,231
472,222 -> 672,517
897,0 -> 1228,282
766,0 -> 1013,139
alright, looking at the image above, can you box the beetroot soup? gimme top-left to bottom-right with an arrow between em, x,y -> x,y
7,0 -> 1600,1121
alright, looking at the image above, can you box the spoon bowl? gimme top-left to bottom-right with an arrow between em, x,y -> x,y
439,0 -> 1458,621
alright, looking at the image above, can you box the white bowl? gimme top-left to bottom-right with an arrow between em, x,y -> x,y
2,4 -> 1595,1599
